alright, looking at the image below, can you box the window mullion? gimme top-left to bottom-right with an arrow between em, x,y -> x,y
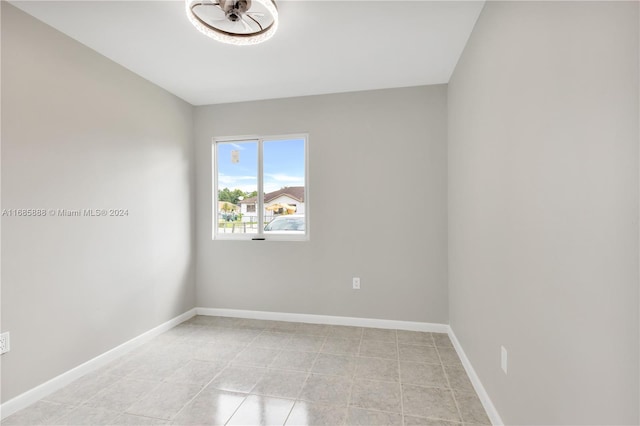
257,138 -> 264,236
212,142 -> 218,240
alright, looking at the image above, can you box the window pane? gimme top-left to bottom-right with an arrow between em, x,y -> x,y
263,138 -> 305,235
217,141 -> 258,235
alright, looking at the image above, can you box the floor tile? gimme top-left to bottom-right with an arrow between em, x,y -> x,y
222,317 -> 249,327
295,323 -> 332,336
327,325 -> 364,339
354,357 -> 399,382
436,348 -> 463,366
362,328 -> 397,343
4,318 -> 486,426
359,340 -> 398,359
84,378 -> 160,412
194,342 -> 245,362
269,321 -> 301,334
126,382 -> 202,420
400,362 -> 448,388
299,374 -> 352,406
109,414 -> 170,425
43,373 -> 121,405
171,389 -> 246,425
270,350 -> 318,372
226,395 -> 295,426
210,328 -> 260,345
140,338 -> 195,361
51,406 -> 119,425
398,344 -> 440,364
288,335 -> 326,352
285,401 -> 348,426
187,326 -> 226,341
111,413 -> 171,426
2,401 -> 75,426
126,356 -> 184,381
321,337 -> 361,356
403,416 -> 461,426
200,316 -> 245,328
402,385 -> 460,422
184,315 -> 218,327
345,407 -> 403,425
453,390 -> 491,425
240,319 -> 274,330
165,359 -> 226,386
432,333 -> 454,348
233,347 -> 282,367
206,365 -> 266,393
311,354 -> 356,377
349,379 -> 402,413
100,353 -> 150,377
252,369 -> 309,399
250,332 -> 294,349
397,331 -> 435,346
444,365 -> 474,393
161,324 -> 200,340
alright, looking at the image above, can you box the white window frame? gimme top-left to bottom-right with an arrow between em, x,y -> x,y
212,133 -> 309,242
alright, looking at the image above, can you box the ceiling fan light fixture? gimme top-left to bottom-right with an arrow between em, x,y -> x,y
185,0 -> 278,46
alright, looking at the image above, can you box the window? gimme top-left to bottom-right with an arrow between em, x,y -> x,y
213,134 -> 308,241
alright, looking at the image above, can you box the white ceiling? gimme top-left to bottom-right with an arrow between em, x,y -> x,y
11,1 -> 485,106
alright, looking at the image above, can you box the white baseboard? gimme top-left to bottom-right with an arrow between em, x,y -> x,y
196,307 -> 449,333
0,308 -> 196,420
448,327 -> 504,426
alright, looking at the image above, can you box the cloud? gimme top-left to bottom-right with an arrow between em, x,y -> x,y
264,173 -> 304,183
218,172 -> 304,194
263,173 -> 304,193
218,173 -> 257,191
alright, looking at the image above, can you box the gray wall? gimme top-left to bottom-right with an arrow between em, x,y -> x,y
448,1 -> 639,424
1,3 -> 196,402
195,86 -> 448,323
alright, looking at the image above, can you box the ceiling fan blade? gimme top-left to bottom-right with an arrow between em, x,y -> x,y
196,1 -> 223,12
247,12 -> 264,18
239,16 -> 253,32
245,14 -> 263,31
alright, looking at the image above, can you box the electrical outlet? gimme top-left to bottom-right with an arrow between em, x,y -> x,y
352,277 -> 361,290
501,346 -> 507,374
0,332 -> 10,355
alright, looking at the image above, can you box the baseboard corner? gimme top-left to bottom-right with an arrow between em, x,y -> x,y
448,326 -> 504,426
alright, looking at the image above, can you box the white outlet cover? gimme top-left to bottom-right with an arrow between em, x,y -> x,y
0,332 -> 10,355
353,277 -> 360,289
501,346 -> 508,374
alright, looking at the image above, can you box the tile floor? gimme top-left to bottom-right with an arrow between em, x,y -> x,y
2,316 -> 491,426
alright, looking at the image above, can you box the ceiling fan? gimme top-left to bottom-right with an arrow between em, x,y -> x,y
185,0 -> 278,46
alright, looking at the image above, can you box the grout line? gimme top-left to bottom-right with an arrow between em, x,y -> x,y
280,362 -> 315,426
395,329 -> 406,426
171,325 -> 262,423
435,344 -> 464,423
335,404 -> 406,417
342,327 -> 365,425
223,396 -> 247,426
219,328 -> 268,426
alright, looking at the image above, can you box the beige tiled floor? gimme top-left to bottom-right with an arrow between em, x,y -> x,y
2,316 -> 491,425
